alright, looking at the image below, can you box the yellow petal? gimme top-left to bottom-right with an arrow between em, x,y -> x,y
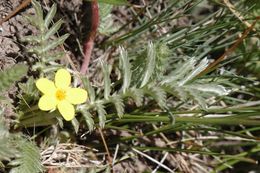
36,78 -> 56,95
38,95 -> 57,111
57,100 -> 75,121
55,69 -> 71,89
66,88 -> 88,104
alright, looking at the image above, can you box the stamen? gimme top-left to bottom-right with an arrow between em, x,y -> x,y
56,89 -> 66,101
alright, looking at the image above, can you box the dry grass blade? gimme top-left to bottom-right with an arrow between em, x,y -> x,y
198,16 -> 260,77
132,147 -> 174,173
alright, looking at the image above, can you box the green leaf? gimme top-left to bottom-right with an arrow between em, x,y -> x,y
154,43 -> 170,80
18,77 -> 39,111
10,139 -> 43,173
29,34 -> 69,54
0,137 -> 17,161
99,3 -> 113,18
24,15 -> 40,29
127,88 -> 144,107
140,42 -> 156,88
163,84 -> 189,101
81,110 -> 95,132
0,64 -> 28,93
178,58 -> 208,86
161,58 -> 196,84
119,47 -> 132,93
110,95 -> 124,118
188,90 -> 207,109
21,35 -> 42,43
43,19 -> 64,41
31,0 -> 44,31
42,33 -> 69,52
71,117 -> 79,134
0,115 -> 17,161
187,84 -> 229,96
145,86 -> 167,109
81,76 -> 95,103
100,61 -> 111,100
44,3 -> 57,28
96,103 -> 107,128
98,3 -> 118,35
45,51 -> 65,61
160,57 -> 229,108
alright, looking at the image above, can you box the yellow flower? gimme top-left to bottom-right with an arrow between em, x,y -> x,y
36,69 -> 88,121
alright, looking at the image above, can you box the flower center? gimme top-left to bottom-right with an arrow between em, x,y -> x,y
56,89 -> 66,101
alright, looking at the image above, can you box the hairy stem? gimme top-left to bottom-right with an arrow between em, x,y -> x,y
80,0 -> 99,75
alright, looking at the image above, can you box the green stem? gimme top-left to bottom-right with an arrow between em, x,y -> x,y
110,114 -> 260,126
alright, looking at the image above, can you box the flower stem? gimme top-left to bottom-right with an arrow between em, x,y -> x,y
80,0 -> 99,75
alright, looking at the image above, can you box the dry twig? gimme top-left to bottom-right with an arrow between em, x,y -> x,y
0,0 -> 31,26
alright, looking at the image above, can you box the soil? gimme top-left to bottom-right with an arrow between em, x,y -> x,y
0,0 -> 95,69
0,0 -> 23,68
